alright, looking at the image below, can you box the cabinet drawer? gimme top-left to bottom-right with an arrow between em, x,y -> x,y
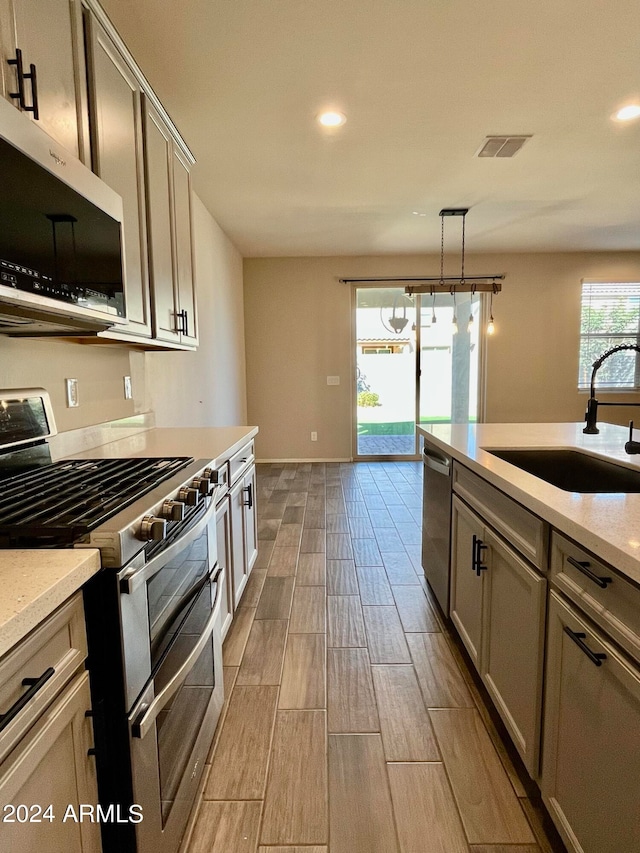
550,531 -> 640,663
229,440 -> 255,484
0,593 -> 87,763
453,462 -> 548,570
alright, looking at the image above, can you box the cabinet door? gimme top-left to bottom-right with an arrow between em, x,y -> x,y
450,495 -> 484,668
481,527 -> 546,777
143,98 -> 181,344
172,147 -> 198,346
542,592 -> 640,853
216,496 -> 234,639
229,477 -> 249,607
242,465 -> 258,575
87,19 -> 151,336
0,671 -> 100,853
4,0 -> 88,160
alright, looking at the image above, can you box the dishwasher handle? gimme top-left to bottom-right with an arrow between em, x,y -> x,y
422,448 -> 451,477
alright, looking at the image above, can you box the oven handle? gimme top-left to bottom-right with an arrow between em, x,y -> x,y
120,496 -> 218,594
131,564 -> 223,740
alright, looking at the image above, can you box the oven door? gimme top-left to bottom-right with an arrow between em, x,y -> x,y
127,562 -> 224,853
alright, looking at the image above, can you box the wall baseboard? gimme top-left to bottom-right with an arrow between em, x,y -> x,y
257,457 -> 352,463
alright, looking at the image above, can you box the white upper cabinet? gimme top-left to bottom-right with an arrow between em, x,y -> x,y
0,0 -> 89,161
85,16 -> 152,338
143,96 -> 198,348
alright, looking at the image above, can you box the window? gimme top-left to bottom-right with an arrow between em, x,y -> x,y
578,281 -> 640,389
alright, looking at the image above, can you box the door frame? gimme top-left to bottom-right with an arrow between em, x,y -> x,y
351,282 -> 487,461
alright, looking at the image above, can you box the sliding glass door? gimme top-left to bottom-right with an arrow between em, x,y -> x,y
354,285 -> 482,459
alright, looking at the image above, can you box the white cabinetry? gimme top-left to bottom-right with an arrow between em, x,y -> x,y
143,97 -> 198,348
542,591 -> 640,853
451,483 -> 547,776
0,0 -> 89,160
0,593 -> 100,853
228,441 -> 258,609
216,495 -> 234,640
85,16 -> 151,339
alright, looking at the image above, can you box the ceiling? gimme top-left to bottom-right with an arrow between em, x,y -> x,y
100,0 -> 640,257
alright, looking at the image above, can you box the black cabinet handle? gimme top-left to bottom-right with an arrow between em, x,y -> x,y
563,626 -> 607,667
0,667 -> 55,732
24,61 -> 39,120
175,309 -> 189,336
7,48 -> 26,110
243,482 -> 253,509
472,533 -> 488,577
567,556 -> 612,589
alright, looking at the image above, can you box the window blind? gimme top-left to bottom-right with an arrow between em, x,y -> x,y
578,281 -> 640,389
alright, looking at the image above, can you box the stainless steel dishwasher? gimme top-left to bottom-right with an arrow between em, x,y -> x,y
421,438 -> 453,616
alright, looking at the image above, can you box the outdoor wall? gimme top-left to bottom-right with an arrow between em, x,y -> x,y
145,194 -> 248,427
244,251 -> 640,461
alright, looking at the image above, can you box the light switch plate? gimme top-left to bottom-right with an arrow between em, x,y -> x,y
123,375 -> 133,399
327,375 -> 340,385
65,378 -> 79,407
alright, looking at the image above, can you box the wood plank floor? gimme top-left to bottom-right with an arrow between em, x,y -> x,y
184,461 -> 567,853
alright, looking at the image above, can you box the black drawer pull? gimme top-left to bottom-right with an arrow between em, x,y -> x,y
0,667 -> 55,732
23,61 -> 39,120
7,48 -> 26,109
564,627 -> 607,667
472,533 -> 488,577
567,556 -> 612,589
243,482 -> 253,509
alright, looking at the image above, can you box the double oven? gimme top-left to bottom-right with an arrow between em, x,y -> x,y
84,486 -> 225,853
0,389 -> 226,853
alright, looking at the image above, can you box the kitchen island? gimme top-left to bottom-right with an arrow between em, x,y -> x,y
418,421 -> 640,853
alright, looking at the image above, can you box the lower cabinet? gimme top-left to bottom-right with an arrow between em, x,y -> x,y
541,591 -> 640,853
229,464 -> 257,609
451,494 -> 546,776
215,495 -> 234,640
0,672 -> 100,853
0,593 -> 100,853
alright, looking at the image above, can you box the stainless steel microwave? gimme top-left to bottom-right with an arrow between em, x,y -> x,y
0,96 -> 127,336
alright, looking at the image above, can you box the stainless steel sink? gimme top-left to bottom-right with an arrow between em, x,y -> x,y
486,449 -> 640,493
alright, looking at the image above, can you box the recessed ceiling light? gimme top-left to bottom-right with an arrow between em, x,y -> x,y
412,211 -> 427,216
613,104 -> 640,122
317,111 -> 346,128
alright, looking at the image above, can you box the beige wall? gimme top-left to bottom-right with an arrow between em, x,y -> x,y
244,252 -> 640,461
0,194 -> 246,436
145,194 -> 247,427
0,335 -> 146,433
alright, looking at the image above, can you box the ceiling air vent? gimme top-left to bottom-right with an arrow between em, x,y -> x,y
476,135 -> 532,158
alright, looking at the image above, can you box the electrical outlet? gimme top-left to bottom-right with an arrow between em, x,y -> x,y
65,378 -> 79,408
311,431 -> 318,441
123,376 -> 133,399
327,375 -> 340,385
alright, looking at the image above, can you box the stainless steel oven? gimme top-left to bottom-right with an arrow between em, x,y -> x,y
85,495 -> 225,853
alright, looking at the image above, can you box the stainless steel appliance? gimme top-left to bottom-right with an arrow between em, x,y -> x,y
422,437 -> 453,615
0,96 -> 127,336
0,389 -> 225,853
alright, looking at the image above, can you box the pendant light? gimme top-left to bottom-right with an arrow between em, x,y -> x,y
487,280 -> 497,335
468,285 -> 476,333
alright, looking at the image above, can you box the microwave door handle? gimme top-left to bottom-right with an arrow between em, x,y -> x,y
120,496 -> 218,594
131,565 -> 223,740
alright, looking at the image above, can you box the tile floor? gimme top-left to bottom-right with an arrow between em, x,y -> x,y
182,461 -> 566,853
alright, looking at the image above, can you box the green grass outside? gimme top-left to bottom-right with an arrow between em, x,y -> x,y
357,416 -> 476,436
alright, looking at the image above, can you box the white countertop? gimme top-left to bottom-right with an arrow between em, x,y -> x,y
54,425 -> 259,466
418,422 -> 640,586
0,549 -> 100,659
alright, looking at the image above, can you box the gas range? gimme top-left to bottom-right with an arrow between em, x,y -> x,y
0,389 -> 221,566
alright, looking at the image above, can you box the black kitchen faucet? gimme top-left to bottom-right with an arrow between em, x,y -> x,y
583,344 -> 640,444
